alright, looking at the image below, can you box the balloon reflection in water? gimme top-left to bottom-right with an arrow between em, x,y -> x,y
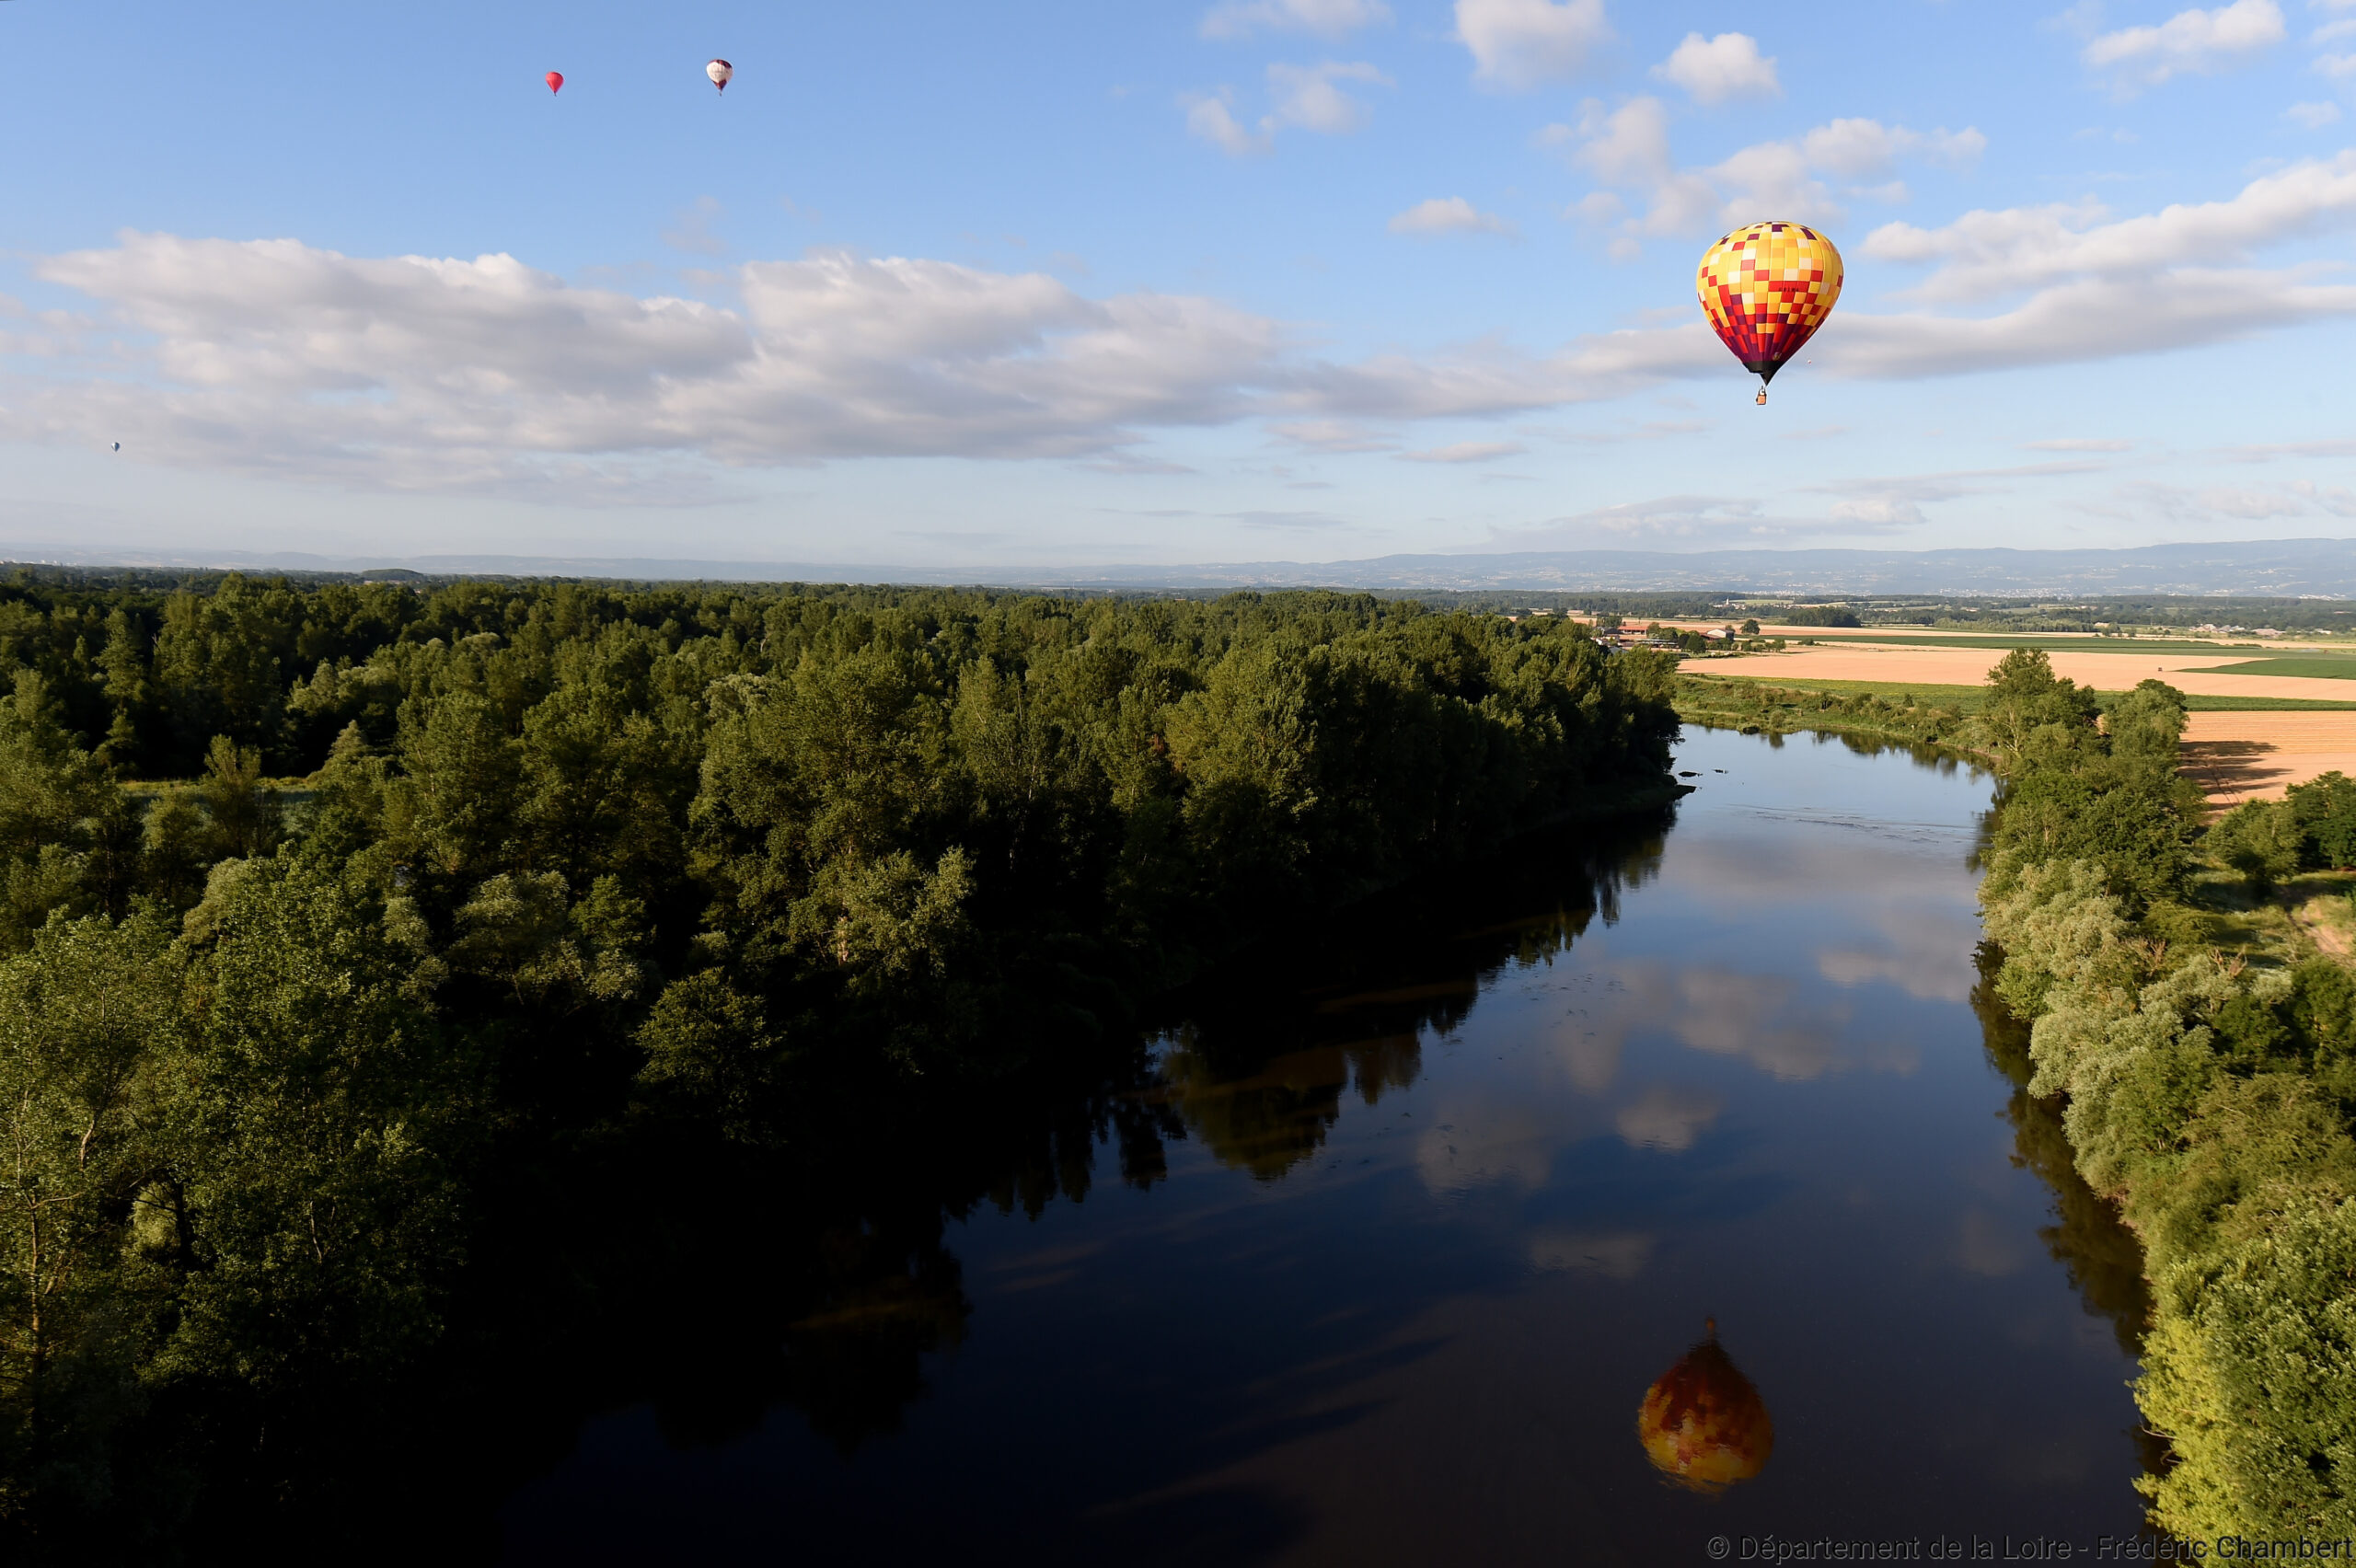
1636,1319 -> 1774,1493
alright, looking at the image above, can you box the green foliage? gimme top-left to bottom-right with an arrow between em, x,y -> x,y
1975,657 -> 2356,1535
1976,665 -> 2200,913
0,576 -> 1676,1536
2210,801 -> 2303,894
2286,771 -> 2356,870
1672,675 -> 1969,750
0,912 -> 183,1512
1778,605 -> 1862,627
155,858 -> 481,1394
2143,1197 -> 2356,1531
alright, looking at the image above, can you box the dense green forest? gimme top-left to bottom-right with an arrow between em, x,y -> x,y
1969,651 -> 2356,1536
0,571 -> 1678,1551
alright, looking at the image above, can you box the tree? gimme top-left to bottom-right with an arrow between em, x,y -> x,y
2210,800 -> 2302,895
154,859 -> 479,1395
1980,649 -> 2101,771
2285,771 -> 2356,869
0,911 -> 181,1499
398,688 -> 523,880
196,736 -> 282,861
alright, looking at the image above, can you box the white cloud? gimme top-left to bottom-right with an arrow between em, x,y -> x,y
1818,913 -> 1981,1002
1826,494 -> 1928,525
5,239 -> 1737,490
1388,196 -> 1519,236
1200,0 -> 1391,39
1568,97 -> 1673,187
2288,98 -> 2344,126
1482,494 -> 1792,547
1864,152 -> 2356,301
2111,479 -> 2352,520
14,235 -> 1290,490
2316,50 -> 2356,76
2204,486 -> 2313,517
36,160 -> 2356,500
1183,63 -> 1388,153
1956,1210 -> 2032,1277
2027,437 -> 2135,450
1455,0 -> 1614,90
1283,325 -> 1722,421
2084,0 -> 2285,89
1613,1084 -> 1724,1151
1399,440 -> 1527,462
1803,461 -> 2109,527
1653,31 -> 1781,105
1265,61 -> 1392,133
1663,968 -> 1854,1079
1183,91 -> 1272,156
1804,120 -> 1986,179
1559,102 -> 1984,252
1268,419 -> 1398,451
2217,435 -> 2356,460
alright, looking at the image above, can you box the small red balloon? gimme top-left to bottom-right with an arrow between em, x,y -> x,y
546,72 -> 564,94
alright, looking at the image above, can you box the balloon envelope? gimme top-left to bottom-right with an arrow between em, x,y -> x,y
1636,1332 -> 1774,1493
545,71 -> 563,94
1695,221 -> 1843,386
707,58 -> 733,92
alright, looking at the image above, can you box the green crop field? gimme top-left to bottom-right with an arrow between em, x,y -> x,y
1795,632 -> 2315,656
2177,658 -> 2356,680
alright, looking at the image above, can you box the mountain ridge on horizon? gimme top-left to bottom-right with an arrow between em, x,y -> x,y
7,536 -> 2356,596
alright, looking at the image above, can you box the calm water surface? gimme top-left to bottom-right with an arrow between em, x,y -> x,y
501,728 -> 2154,1564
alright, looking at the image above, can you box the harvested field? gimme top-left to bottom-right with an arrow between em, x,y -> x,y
1725,642 -> 2356,705
1670,636 -> 2356,802
2180,711 -> 2356,803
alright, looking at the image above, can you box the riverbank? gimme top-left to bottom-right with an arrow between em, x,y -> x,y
1691,652 -> 2356,1535
1672,674 -> 1978,755
1679,670 -> 2356,806
1966,654 -> 2356,1538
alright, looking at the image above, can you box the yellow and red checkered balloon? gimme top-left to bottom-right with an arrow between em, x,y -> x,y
1695,222 -> 1843,386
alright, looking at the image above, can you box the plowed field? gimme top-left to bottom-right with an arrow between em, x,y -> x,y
2179,711 -> 2356,803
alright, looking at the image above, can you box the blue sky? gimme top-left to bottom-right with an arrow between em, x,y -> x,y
4,0 -> 2355,566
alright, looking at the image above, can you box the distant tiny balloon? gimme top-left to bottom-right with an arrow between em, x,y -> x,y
546,71 -> 564,95
111,442 -> 120,452
706,58 -> 733,93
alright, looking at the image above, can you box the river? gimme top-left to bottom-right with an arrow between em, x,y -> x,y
496,726 -> 2157,1564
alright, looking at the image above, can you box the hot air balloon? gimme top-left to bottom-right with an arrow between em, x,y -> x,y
1636,1320 -> 1774,1493
546,71 -> 564,95
706,58 -> 733,94
1696,222 -> 1842,407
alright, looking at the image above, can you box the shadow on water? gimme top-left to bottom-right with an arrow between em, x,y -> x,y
440,812 -> 1682,1565
15,747 -> 2164,1564
17,808 -> 1669,1565
1970,943 -> 2171,1479
1148,813 -> 1668,1182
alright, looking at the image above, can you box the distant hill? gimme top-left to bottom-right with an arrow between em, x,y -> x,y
7,536 -> 2356,596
